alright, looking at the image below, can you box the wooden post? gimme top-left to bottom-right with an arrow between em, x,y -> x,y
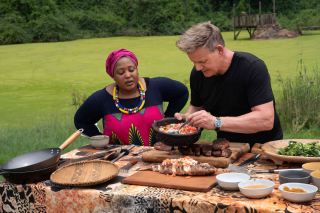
273,0 -> 276,14
259,1 -> 261,26
233,3 -> 236,40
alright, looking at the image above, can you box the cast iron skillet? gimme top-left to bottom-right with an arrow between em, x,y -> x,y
152,118 -> 202,147
0,163 -> 59,184
0,129 -> 83,173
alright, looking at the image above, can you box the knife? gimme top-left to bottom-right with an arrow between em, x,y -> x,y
252,168 -> 303,173
227,154 -> 261,173
238,154 -> 261,166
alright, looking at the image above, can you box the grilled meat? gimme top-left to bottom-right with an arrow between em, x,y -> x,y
152,156 -> 216,176
212,138 -> 230,150
154,142 -> 172,151
212,148 -> 232,157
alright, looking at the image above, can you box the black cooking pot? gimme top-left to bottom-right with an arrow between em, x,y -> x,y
152,118 -> 202,147
1,129 -> 83,172
0,163 -> 58,184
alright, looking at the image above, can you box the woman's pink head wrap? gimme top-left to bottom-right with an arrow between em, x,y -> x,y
105,48 -> 138,77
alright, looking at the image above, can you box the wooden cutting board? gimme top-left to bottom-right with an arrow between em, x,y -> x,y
122,171 -> 216,192
142,142 -> 250,168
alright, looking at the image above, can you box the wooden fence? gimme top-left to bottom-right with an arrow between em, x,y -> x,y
233,13 -> 276,39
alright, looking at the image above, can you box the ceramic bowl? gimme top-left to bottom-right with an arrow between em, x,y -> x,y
89,135 -> 110,149
216,172 -> 250,190
279,170 -> 311,184
279,183 -> 318,203
302,162 -> 320,174
310,170 -> 320,189
152,118 -> 202,147
238,179 -> 274,198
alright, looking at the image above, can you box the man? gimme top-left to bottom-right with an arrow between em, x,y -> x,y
175,21 -> 283,147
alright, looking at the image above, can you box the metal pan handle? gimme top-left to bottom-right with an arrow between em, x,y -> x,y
59,129 -> 83,150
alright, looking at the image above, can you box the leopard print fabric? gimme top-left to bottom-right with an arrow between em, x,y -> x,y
0,183 -> 46,213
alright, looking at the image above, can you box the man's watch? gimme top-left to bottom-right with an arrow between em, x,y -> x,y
214,117 -> 222,131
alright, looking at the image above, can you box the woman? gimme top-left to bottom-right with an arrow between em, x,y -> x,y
74,48 -> 189,146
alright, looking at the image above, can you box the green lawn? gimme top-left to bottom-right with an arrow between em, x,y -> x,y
1,31 -> 320,163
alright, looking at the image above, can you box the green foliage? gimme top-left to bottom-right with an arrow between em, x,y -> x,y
68,10 -> 125,37
29,13 -> 77,42
0,21 -> 31,44
1,0 -> 319,44
278,141 -> 320,157
277,60 -> 320,132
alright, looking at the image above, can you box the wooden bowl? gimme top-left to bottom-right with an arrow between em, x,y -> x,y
262,139 -> 320,163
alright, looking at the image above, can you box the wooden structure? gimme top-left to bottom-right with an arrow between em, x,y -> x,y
233,1 -> 277,40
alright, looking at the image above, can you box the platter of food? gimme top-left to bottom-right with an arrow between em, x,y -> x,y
262,139 -> 320,163
122,156 -> 217,192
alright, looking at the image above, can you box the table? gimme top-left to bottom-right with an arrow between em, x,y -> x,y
1,146 -> 319,213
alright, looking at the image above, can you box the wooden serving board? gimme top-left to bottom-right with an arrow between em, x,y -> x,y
122,171 -> 216,192
142,142 -> 250,168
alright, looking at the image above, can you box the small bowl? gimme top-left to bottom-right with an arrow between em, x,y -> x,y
310,170 -> 320,189
279,183 -> 318,203
89,135 -> 110,149
302,162 -> 320,174
152,118 -> 202,147
238,179 -> 274,198
216,172 -> 250,190
279,170 -> 311,184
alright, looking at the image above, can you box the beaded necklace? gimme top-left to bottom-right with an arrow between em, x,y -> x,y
112,81 -> 146,114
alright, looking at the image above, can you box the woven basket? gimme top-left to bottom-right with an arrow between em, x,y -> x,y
50,160 -> 119,186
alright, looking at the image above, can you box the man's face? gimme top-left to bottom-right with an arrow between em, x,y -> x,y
187,47 -> 222,77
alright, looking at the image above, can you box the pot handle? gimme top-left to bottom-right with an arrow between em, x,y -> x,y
59,129 -> 83,150
0,168 -> 7,176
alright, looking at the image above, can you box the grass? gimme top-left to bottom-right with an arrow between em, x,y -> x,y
0,31 -> 320,164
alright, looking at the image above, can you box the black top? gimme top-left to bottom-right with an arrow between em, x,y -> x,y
190,52 -> 283,146
74,77 -> 189,141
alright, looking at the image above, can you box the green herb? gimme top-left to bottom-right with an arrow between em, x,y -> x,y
278,141 -> 320,157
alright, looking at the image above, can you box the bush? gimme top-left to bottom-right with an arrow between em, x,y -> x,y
29,13 -> 77,42
277,60 -> 320,132
0,13 -> 32,44
68,10 -> 125,37
0,21 -> 32,44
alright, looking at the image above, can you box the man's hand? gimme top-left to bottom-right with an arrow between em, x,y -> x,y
187,110 -> 215,130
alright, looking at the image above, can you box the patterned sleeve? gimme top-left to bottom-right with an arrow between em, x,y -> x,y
152,77 -> 189,117
74,91 -> 104,136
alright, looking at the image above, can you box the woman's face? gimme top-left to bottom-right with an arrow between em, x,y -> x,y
113,57 -> 139,92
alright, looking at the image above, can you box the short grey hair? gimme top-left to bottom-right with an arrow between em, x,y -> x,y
176,21 -> 225,53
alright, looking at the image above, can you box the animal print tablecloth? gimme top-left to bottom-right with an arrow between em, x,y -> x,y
1,148 -> 319,213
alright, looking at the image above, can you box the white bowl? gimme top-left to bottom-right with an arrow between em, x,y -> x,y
310,170 -> 320,189
238,179 -> 274,198
89,135 -> 110,149
279,183 -> 318,203
216,172 -> 250,190
302,162 -> 320,174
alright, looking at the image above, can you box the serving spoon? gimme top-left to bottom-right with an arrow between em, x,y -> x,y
171,120 -> 189,134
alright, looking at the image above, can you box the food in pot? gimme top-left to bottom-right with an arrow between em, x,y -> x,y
158,123 -> 198,134
152,156 -> 216,176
